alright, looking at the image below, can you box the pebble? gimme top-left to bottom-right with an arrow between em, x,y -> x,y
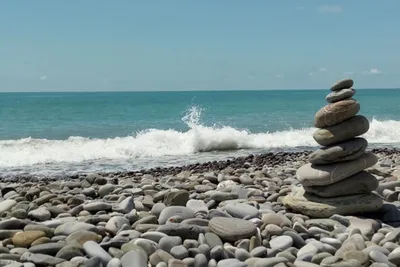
0,144 -> 399,267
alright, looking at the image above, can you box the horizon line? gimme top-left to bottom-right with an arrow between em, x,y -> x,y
0,87 -> 398,93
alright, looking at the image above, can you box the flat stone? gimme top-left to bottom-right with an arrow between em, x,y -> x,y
303,171 -> 379,197
28,243 -> 65,256
120,250 -> 147,267
83,241 -> 112,267
217,259 -> 247,267
56,245 -> 84,260
83,202 -> 112,212
269,236 -> 293,251
309,138 -> 368,165
326,88 -> 355,103
208,217 -> 256,241
55,222 -> 98,236
21,252 -> 65,266
330,78 -> 354,91
66,230 -> 102,249
261,213 -> 292,227
225,203 -> 259,219
313,115 -> 370,146
156,223 -> 205,240
297,152 -> 378,186
282,187 -> 383,218
158,206 -> 194,225
314,99 -> 360,128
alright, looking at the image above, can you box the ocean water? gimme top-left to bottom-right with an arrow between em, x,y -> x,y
1,89 -> 400,178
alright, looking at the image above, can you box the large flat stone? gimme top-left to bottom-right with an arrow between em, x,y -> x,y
309,138 -> 368,165
314,99 -> 360,128
313,115 -> 370,146
326,88 -> 355,103
282,187 -> 383,218
209,217 -> 256,242
297,152 -> 378,186
303,171 -> 379,197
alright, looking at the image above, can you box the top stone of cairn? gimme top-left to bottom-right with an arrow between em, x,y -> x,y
330,78 -> 354,91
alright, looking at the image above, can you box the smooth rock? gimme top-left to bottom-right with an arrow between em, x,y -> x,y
105,216 -> 130,235
326,88 -> 355,103
66,230 -> 101,249
309,138 -> 368,165
282,187 -> 383,218
304,171 -> 379,197
164,190 -> 189,206
314,99 -> 360,128
156,223 -> 205,239
83,241 -> 112,267
158,207 -> 195,225
209,217 -> 256,241
55,222 -> 98,236
0,199 -> 17,214
217,259 -> 247,267
297,152 -> 378,186
269,236 -> 293,251
120,250 -> 148,267
83,202 -> 112,212
21,252 -> 65,266
28,243 -> 65,256
13,231 -> 46,248
56,245 -> 84,260
225,203 -> 259,219
330,78 -> 354,91
313,115 -> 370,146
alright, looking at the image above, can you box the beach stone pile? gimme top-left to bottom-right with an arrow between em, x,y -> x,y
283,78 -> 384,218
1,150 -> 400,267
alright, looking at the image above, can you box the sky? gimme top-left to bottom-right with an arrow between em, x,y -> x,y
1,1 -> 400,92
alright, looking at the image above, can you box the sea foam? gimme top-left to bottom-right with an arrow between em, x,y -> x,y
0,106 -> 398,168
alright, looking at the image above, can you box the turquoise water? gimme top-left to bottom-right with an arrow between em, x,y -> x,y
0,89 -> 399,177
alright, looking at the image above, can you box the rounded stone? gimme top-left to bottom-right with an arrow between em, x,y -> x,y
309,137 -> 368,165
269,235 -> 293,251
65,230 -> 101,249
314,99 -> 360,128
304,171 -> 379,197
225,203 -> 259,219
326,88 -> 355,103
208,217 -> 257,241
282,187 -> 383,218
12,231 -> 46,248
158,207 -> 195,225
297,152 -> 377,186
330,78 -> 354,91
313,115 -> 369,146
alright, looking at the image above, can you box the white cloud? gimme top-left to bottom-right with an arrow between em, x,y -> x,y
317,5 -> 343,13
308,72 -> 314,76
296,6 -> 305,11
319,67 -> 328,72
363,68 -> 382,75
40,76 -> 47,81
275,74 -> 284,79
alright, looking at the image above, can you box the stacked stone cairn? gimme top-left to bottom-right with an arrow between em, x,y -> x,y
283,78 -> 384,218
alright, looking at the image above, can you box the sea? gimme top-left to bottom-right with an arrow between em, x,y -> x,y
1,89 -> 400,179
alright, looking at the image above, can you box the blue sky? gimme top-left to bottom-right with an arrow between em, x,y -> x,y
1,1 -> 400,91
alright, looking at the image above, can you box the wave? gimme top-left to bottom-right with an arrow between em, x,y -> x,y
0,107 -> 399,168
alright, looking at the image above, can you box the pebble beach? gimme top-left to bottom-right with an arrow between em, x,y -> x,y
0,148 -> 400,267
